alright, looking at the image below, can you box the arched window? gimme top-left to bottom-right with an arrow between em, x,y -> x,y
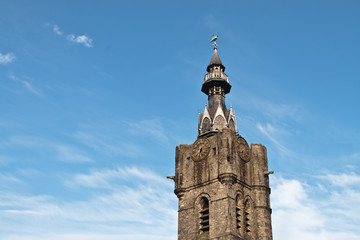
199,197 -> 210,233
229,119 -> 235,131
213,115 -> 226,130
202,117 -> 211,133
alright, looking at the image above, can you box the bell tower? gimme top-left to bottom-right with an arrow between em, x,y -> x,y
170,41 -> 273,240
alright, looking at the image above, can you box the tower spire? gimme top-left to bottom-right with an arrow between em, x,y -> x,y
198,39 -> 236,136
206,43 -> 225,72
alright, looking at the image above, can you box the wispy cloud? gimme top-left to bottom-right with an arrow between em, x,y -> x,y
52,25 -> 63,36
0,164 -> 359,240
54,145 -> 92,163
0,52 -> 16,64
260,102 -> 300,121
0,167 -> 177,240
7,135 -> 44,147
65,166 -> 169,190
8,73 -> 43,97
126,119 -> 169,144
51,24 -> 93,48
256,122 -> 292,155
0,155 -> 12,165
232,95 -> 302,159
318,172 -> 360,188
0,173 -> 23,185
7,135 -> 93,164
75,118 -> 193,156
66,34 -> 93,48
234,93 -> 302,123
74,131 -> 144,158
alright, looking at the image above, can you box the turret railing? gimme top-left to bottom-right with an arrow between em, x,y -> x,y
204,72 -> 228,83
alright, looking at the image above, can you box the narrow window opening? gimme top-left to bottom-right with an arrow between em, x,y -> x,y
236,206 -> 241,229
213,147 -> 216,155
199,197 -> 209,233
245,208 -> 251,232
236,195 -> 243,231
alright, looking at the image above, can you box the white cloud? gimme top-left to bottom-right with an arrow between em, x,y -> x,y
271,175 -> 360,240
53,25 -> 63,36
318,172 -> 360,187
7,135 -> 93,164
65,166 -> 169,190
126,119 -> 169,144
67,34 -> 93,48
0,53 -> 16,64
75,118 -> 192,158
272,177 -> 325,238
8,135 -> 45,147
74,131 -> 144,158
51,24 -> 93,48
0,174 -> 23,185
54,145 -> 93,163
234,94 -> 302,123
262,102 -> 300,121
257,122 -> 292,155
0,167 -> 177,240
8,73 -> 42,97
0,164 -> 359,240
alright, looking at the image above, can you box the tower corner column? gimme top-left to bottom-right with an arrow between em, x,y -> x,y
250,143 -> 273,240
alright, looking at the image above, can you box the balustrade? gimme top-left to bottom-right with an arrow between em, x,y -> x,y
204,72 -> 228,82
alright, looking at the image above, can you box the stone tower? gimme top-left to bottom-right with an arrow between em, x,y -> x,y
170,43 -> 273,240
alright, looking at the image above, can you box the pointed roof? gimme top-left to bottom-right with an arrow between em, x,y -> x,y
207,46 -> 225,72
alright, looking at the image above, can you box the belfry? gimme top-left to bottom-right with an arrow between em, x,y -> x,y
169,40 -> 273,240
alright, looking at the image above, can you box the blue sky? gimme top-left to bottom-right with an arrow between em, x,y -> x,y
1,1 -> 360,239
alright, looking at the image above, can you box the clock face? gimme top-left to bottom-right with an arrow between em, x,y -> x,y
236,137 -> 251,161
191,138 -> 211,162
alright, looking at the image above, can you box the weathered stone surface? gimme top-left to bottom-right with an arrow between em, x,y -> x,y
174,130 -> 273,240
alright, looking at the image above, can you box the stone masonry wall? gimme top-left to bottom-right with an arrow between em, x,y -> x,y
174,129 -> 272,240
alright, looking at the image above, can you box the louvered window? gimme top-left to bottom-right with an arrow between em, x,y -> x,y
236,206 -> 242,229
199,197 -> 209,232
245,203 -> 251,233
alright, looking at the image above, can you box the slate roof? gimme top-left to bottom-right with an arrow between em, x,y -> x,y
207,47 -> 225,72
